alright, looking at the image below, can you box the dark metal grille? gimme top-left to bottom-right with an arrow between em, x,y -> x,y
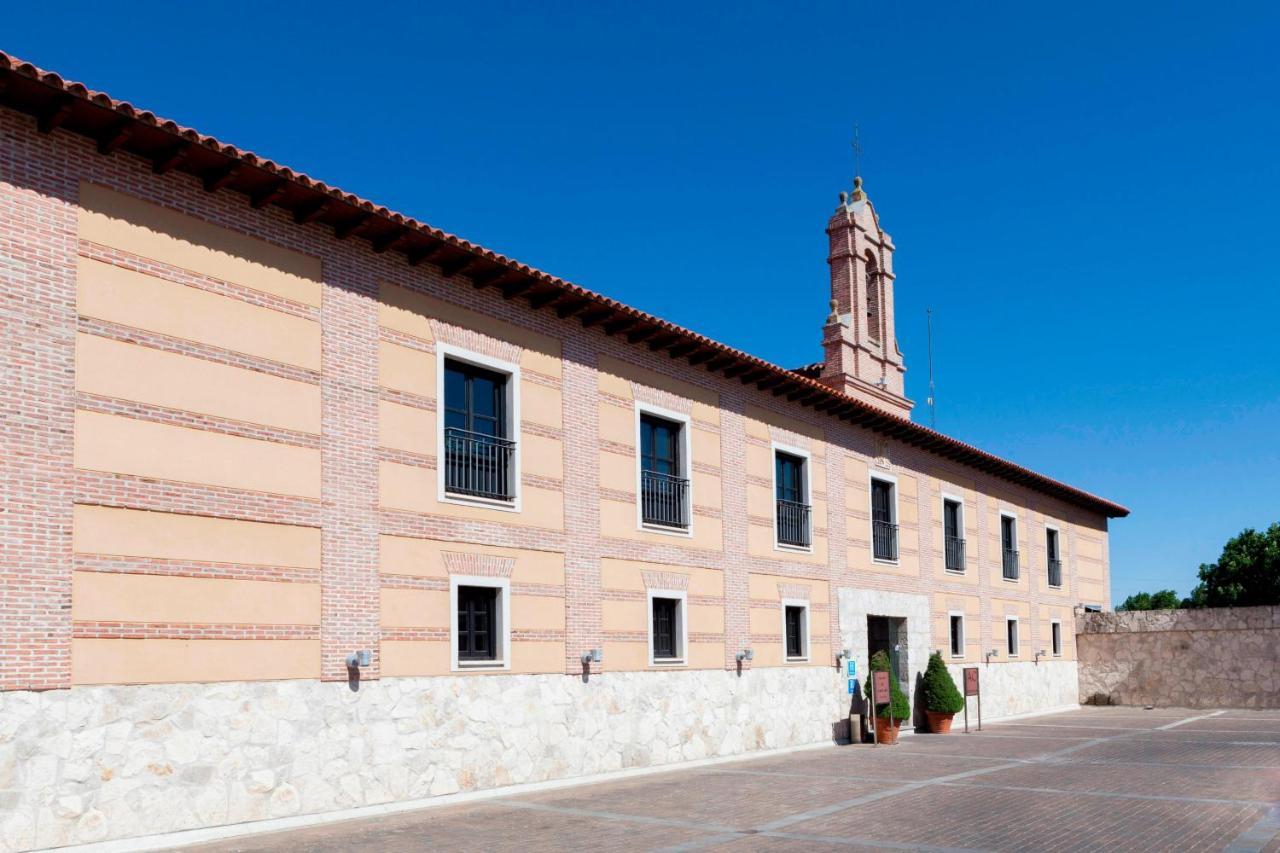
1047,558 -> 1062,588
641,470 -> 689,529
872,519 -> 898,561
444,428 -> 516,501
1003,548 -> 1020,580
945,536 -> 966,572
652,597 -> 678,659
776,500 -> 811,548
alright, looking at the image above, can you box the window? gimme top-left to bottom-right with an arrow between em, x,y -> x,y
774,448 -> 811,549
450,576 -> 510,670
782,600 -> 809,661
440,349 -> 518,506
943,496 -> 965,572
870,477 -> 898,561
639,411 -> 689,530
1006,618 -> 1019,657
1051,620 -> 1063,657
1046,527 -> 1062,588
865,252 -> 881,343
648,591 -> 686,664
1001,514 -> 1019,580
949,613 -> 965,658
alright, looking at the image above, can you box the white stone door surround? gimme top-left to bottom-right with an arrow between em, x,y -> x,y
837,587 -> 932,724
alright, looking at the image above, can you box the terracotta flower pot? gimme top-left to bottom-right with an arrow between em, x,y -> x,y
926,711 -> 955,734
874,714 -> 903,745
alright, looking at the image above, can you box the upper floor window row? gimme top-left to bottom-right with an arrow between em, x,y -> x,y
871,476 -> 898,562
775,448 -> 811,549
639,410 -> 690,532
442,355 -> 518,505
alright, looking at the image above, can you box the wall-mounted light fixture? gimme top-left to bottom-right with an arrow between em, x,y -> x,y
1034,649 -> 1046,664
984,648 -> 998,664
346,650 -> 372,669
580,648 -> 603,665
736,648 -> 754,663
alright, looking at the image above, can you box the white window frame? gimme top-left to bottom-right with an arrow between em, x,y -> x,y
868,470 -> 899,565
449,574 -> 511,672
634,402 -> 694,537
940,491 -> 966,574
647,588 -> 688,666
948,610 -> 965,659
1045,523 -> 1063,588
771,441 -> 813,553
999,510 -> 1020,582
436,343 -> 522,513
780,597 -> 811,662
1051,619 -> 1063,657
1005,616 -> 1020,657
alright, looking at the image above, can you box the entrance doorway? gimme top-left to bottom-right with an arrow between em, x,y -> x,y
867,615 -> 908,687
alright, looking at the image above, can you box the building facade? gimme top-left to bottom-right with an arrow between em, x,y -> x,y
0,52 -> 1126,849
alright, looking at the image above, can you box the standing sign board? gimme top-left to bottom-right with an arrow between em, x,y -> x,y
870,670 -> 891,745
962,666 -> 981,732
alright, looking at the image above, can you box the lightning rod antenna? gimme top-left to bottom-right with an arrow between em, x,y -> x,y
926,308 -> 937,429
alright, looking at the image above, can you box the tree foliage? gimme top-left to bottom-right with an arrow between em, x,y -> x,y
922,651 -> 965,714
1184,523 -> 1280,608
863,649 -> 911,721
1118,589 -> 1182,611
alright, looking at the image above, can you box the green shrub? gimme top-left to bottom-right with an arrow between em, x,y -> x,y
863,650 -> 911,721
922,651 -> 965,714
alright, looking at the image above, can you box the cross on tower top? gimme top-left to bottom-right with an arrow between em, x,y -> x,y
851,123 -> 863,180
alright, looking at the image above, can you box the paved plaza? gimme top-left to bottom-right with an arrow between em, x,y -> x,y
193,708 -> 1280,853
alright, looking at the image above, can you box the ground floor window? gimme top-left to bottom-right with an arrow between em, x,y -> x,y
1006,617 -> 1019,657
949,613 -> 964,658
451,576 -> 509,669
1051,620 -> 1063,656
783,601 -> 809,660
649,591 -> 686,664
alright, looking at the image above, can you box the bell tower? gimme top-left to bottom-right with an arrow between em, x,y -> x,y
817,177 -> 912,417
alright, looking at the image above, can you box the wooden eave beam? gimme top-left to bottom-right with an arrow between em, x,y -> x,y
96,119 -> 133,155
603,316 -> 639,336
249,179 -> 287,209
36,96 -> 74,133
439,255 -> 477,279
468,266 -> 507,289
756,374 -> 785,391
667,341 -> 700,359
704,355 -> 736,372
371,227 -> 407,253
501,278 -> 534,300
203,162 -> 240,192
687,349 -> 717,367
555,298 -> 589,318
722,363 -> 751,379
627,325 -> 659,344
293,196 -> 330,224
647,332 -> 680,351
526,288 -> 562,310
738,367 -> 769,384
579,307 -> 614,328
152,141 -> 192,175
407,242 -> 447,266
334,212 -> 371,239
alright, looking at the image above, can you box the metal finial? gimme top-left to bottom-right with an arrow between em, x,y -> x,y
827,299 -> 839,323
851,124 -> 863,180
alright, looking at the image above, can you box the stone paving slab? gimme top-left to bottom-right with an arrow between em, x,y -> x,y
192,708 -> 1280,853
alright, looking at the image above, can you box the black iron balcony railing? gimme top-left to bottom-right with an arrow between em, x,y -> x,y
945,535 -> 966,572
641,470 -> 689,529
776,499 -> 811,548
1047,558 -> 1063,588
1002,548 -> 1020,580
872,519 -> 898,561
444,427 -> 516,502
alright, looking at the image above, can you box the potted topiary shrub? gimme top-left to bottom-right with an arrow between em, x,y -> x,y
922,651 -> 965,734
863,650 -> 911,744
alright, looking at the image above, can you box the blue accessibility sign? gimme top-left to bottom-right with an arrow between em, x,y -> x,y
847,678 -> 857,695
846,659 -> 857,678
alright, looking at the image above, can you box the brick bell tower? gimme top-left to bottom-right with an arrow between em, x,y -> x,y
817,176 -> 912,417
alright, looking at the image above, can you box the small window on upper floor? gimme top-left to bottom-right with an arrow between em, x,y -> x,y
870,477 -> 898,561
443,357 -> 516,504
1046,527 -> 1062,588
1001,514 -> 1019,580
639,413 -> 689,530
775,450 -> 811,549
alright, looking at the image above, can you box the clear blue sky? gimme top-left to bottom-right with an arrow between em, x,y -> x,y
9,2 -> 1278,605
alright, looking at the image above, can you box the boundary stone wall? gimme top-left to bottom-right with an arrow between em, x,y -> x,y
1076,606 -> 1279,709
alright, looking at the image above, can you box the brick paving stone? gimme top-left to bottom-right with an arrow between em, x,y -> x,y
192,708 -> 1280,853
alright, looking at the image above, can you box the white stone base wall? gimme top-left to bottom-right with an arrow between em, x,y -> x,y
0,667 -> 842,850
944,661 -> 1079,721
